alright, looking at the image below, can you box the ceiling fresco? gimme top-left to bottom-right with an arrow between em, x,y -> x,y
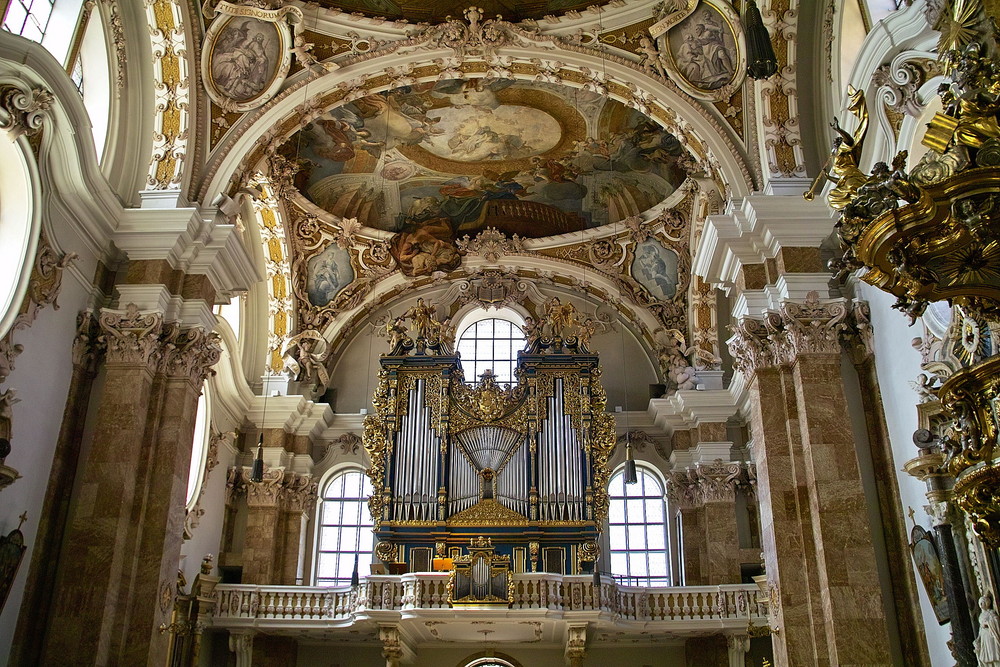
280,78 -> 694,259
309,0 -> 611,23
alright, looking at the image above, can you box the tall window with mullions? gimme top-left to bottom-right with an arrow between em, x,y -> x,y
607,467 -> 670,587
315,470 -> 375,586
456,318 -> 526,386
2,0 -> 54,42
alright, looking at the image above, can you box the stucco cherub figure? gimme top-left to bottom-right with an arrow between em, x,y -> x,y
654,328 -> 701,392
282,330 -> 331,395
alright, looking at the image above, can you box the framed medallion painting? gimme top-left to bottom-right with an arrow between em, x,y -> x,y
202,2 -> 300,112
657,0 -> 747,101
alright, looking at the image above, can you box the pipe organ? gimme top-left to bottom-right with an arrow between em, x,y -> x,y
364,301 -> 615,585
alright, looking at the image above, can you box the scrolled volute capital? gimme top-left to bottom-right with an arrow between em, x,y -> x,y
244,468 -> 285,507
665,468 -> 700,509
694,459 -> 743,503
99,304 -> 164,367
728,317 -> 776,377
160,325 -> 223,386
0,84 -> 53,141
281,473 -> 318,515
774,291 -> 849,359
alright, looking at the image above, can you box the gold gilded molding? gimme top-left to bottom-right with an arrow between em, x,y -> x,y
953,463 -> 1000,548
446,499 -> 530,527
938,354 -> 1000,475
145,0 -> 190,190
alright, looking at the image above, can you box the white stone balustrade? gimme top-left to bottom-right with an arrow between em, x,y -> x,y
210,573 -> 767,627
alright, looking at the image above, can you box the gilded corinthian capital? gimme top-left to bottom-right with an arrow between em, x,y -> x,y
99,304 -> 164,366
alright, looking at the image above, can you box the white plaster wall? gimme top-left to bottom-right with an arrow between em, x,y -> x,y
0,271 -> 93,663
859,282 -> 954,665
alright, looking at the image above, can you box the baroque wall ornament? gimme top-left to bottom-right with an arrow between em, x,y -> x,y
98,304 -> 165,367
651,0 -> 748,102
0,84 -> 53,142
0,236 -> 76,384
757,0 -> 807,179
201,1 -> 303,113
145,0 -> 191,189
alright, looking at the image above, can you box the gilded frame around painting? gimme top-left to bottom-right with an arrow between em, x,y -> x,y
201,1 -> 300,112
656,0 -> 747,102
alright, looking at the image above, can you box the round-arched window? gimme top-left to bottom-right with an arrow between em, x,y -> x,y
315,470 -> 375,586
456,318 -> 526,386
607,466 -> 670,587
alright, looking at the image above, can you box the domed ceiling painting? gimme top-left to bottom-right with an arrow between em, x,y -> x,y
281,78 -> 694,270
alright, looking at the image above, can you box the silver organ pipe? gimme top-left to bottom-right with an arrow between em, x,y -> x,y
447,426 -> 528,518
537,379 -> 584,521
392,380 -> 440,521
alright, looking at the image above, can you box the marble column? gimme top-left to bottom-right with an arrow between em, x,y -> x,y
241,468 -> 317,585
731,318 -> 827,666
694,459 -> 743,585
667,470 -> 706,585
731,293 -> 893,666
278,476 -> 318,585
726,633 -> 750,667
242,469 -> 286,584
40,305 -> 221,666
380,624 -> 404,667
229,631 -> 255,667
778,296 -> 892,665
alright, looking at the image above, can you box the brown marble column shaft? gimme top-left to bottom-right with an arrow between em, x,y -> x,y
791,352 -> 892,665
731,293 -> 894,666
679,506 -> 706,585
744,363 -> 826,666
39,307 -> 220,666
702,499 -> 740,584
120,326 -> 221,662
242,472 -> 285,584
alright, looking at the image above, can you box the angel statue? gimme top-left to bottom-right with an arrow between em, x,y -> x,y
804,85 -> 869,210
654,328 -> 717,392
282,330 -> 331,396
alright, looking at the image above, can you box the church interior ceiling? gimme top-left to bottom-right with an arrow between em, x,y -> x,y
306,0 -> 612,23
196,0 -> 754,374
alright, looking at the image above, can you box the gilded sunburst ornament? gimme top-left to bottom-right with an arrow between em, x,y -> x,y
938,0 -> 985,55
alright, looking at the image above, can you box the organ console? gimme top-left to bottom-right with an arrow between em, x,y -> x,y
363,299 -> 616,602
